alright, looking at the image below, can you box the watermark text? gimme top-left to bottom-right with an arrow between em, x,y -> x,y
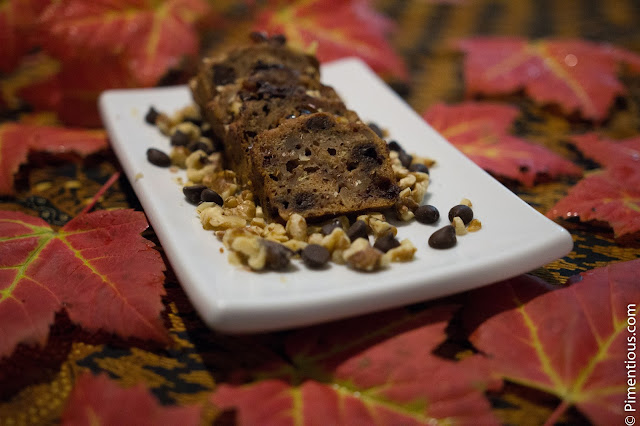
626,304 -> 637,425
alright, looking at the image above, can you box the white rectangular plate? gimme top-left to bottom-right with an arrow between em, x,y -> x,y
99,58 -> 573,333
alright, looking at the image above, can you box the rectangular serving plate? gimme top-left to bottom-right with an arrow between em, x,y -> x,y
99,58 -> 573,333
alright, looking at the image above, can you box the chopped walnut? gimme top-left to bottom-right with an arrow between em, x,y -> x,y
229,98 -> 242,116
468,219 -> 482,232
460,198 -> 473,207
171,104 -> 201,124
398,173 -> 417,190
452,216 -> 467,236
307,232 -> 324,245
170,146 -> 190,168
255,206 -> 264,219
202,170 -> 239,200
317,228 -> 351,264
230,236 -> 267,270
392,163 -> 409,178
286,213 -> 308,241
282,239 -> 308,252
172,121 -> 201,141
264,222 -> 288,243
224,193 -> 257,220
382,239 -> 417,263
396,191 -> 418,222
369,217 -> 397,239
222,227 -> 261,247
187,164 -> 217,183
411,177 -> 429,204
250,217 -> 266,228
411,154 -> 436,168
343,238 -> 388,271
413,171 -> 429,183
395,202 -> 415,222
185,149 -> 208,169
199,204 -> 247,230
155,113 -> 174,135
227,250 -> 243,266
356,212 -> 386,227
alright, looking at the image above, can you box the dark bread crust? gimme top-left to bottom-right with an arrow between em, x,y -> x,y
250,113 -> 399,221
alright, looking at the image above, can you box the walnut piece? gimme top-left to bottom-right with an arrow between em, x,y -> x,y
343,238 -> 388,271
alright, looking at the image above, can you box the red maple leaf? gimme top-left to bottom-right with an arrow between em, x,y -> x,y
547,166 -> 640,240
0,209 -> 169,360
5,53 -> 141,127
61,373 -> 202,426
1,53 -> 63,113
571,133 -> 640,169
456,37 -> 640,121
423,102 -> 582,186
464,260 -> 640,425
56,55 -> 143,127
39,0 -> 212,87
253,0 -> 408,80
0,0 -> 49,73
211,306 -> 500,425
0,123 -> 108,195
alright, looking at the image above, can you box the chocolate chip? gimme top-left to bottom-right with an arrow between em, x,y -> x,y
414,205 -> 439,224
398,150 -> 413,168
249,31 -> 268,42
201,188 -> 223,205
188,138 -> 214,154
301,244 -> 330,268
428,225 -> 457,249
145,107 -> 159,125
448,205 -> 473,225
409,163 -> 429,175
373,231 -> 400,253
387,140 -> 403,152
170,130 -> 190,146
367,122 -> 384,138
322,219 -> 343,235
212,64 -> 236,86
347,220 -> 369,241
255,81 -> 295,98
183,184 -> 207,205
201,126 -> 215,139
293,192 -> 315,211
387,140 -> 412,168
270,34 -> 287,45
262,240 -> 293,270
146,148 -> 170,167
305,114 -> 333,131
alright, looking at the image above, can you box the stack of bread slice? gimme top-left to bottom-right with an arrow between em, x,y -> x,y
190,33 -> 399,222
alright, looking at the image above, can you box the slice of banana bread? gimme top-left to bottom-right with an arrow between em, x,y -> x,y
190,34 -> 319,112
250,113 -> 399,221
225,92 -> 358,187
206,69 -> 344,142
